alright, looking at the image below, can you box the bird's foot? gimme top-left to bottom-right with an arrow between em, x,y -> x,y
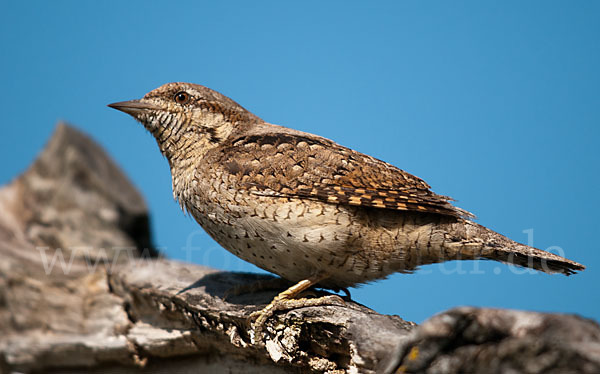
248,274 -> 345,345
250,294 -> 345,345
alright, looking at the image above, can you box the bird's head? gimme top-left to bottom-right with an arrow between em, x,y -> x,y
108,82 -> 260,162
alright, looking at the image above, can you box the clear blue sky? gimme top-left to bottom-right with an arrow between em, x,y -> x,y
1,1 -> 598,324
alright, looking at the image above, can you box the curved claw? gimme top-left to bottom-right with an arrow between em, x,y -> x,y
248,273 -> 338,345
250,294 -> 345,345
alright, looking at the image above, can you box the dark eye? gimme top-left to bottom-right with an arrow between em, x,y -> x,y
174,91 -> 190,104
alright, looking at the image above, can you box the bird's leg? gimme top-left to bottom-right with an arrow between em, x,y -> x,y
331,287 -> 352,300
250,272 -> 345,344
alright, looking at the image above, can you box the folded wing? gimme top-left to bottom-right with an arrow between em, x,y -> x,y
212,132 -> 473,219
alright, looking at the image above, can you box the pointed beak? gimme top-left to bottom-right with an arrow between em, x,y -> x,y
107,100 -> 160,116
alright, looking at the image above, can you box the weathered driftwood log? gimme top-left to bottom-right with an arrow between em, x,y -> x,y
0,124 -> 598,373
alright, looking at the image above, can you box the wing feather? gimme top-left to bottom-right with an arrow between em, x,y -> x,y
210,132 -> 473,219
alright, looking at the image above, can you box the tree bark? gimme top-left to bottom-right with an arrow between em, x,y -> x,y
1,124 -> 598,373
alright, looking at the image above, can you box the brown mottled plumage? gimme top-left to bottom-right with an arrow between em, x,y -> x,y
218,133 -> 472,218
109,82 -> 584,339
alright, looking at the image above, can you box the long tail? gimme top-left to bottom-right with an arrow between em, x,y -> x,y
442,220 -> 585,276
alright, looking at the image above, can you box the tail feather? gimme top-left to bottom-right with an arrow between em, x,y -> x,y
449,221 -> 585,276
481,242 -> 585,276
